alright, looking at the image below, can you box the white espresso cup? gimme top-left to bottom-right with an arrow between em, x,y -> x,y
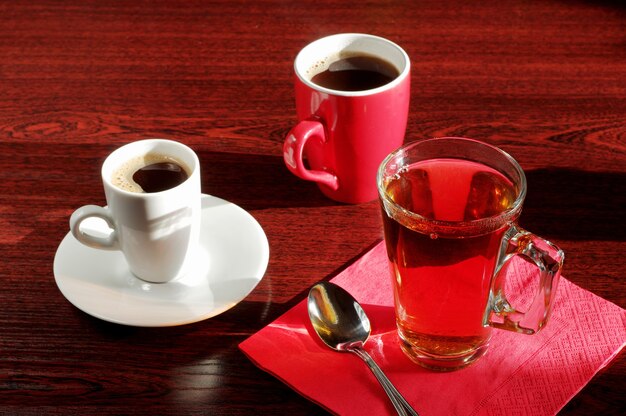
70,139 -> 201,283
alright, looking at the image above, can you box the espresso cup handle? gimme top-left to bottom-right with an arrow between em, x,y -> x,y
69,205 -> 119,250
283,119 -> 339,190
487,225 -> 564,335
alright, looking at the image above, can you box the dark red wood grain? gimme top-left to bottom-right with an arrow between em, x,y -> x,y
1,1 -> 624,414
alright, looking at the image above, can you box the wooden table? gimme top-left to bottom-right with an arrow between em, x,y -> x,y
1,1 -> 624,414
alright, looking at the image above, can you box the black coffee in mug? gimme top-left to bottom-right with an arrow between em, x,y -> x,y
311,54 -> 400,91
132,161 -> 188,193
112,153 -> 190,193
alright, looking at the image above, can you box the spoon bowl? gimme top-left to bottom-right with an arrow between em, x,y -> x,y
308,281 -> 371,351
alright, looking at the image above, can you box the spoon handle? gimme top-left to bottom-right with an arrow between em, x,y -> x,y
350,346 -> 419,416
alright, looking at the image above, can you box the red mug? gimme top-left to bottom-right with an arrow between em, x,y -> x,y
283,33 -> 410,204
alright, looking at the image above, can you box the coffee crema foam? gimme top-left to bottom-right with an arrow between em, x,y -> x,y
112,153 -> 190,193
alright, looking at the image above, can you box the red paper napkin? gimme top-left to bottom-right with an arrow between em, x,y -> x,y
240,241 -> 625,415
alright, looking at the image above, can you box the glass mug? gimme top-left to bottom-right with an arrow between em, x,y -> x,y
377,137 -> 564,371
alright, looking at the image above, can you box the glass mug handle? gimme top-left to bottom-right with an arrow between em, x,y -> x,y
69,205 -> 119,250
487,225 -> 564,335
283,119 -> 339,190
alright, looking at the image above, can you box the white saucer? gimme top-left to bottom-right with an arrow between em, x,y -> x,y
53,194 -> 269,327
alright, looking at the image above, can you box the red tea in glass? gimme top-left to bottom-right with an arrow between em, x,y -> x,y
378,138 -> 564,371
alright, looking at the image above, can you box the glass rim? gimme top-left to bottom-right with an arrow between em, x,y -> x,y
377,137 -> 527,235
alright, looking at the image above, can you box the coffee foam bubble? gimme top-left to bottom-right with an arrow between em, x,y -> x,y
111,153 -> 189,193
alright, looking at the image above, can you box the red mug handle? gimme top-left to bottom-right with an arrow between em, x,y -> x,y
283,119 -> 339,191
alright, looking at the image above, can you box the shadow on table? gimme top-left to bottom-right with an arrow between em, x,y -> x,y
522,168 -> 626,242
197,150 -> 340,210
196,151 -> 626,241
565,0 -> 626,10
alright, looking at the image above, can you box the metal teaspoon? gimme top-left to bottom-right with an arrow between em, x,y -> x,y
307,281 -> 419,416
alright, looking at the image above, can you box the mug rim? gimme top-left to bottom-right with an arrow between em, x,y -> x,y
377,137 -> 527,236
102,139 -> 200,197
294,33 -> 411,97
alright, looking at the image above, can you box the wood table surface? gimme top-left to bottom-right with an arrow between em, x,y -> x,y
1,0 -> 624,414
